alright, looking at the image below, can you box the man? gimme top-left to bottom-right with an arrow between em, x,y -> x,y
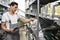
1,2 -> 34,40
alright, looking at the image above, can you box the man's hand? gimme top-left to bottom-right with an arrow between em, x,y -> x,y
30,18 -> 35,21
5,28 -> 14,33
10,28 -> 14,32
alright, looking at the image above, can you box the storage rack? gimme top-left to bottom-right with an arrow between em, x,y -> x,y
25,0 -> 60,40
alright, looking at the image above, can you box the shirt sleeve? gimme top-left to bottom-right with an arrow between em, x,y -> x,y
1,14 -> 6,22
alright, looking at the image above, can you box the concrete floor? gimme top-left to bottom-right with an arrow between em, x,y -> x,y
19,27 -> 26,40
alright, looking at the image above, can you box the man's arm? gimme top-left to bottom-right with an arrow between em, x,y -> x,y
20,17 -> 34,23
1,22 -> 10,32
1,22 -> 14,32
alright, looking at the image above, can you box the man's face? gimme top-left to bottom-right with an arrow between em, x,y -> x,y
10,5 -> 18,12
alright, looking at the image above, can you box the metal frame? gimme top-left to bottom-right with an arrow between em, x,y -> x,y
36,0 -> 40,40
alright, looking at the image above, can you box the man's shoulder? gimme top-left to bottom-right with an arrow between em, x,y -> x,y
3,12 -> 8,16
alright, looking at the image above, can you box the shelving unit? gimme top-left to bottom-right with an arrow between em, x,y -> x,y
25,0 -> 60,40
25,0 -> 60,20
0,0 -> 10,23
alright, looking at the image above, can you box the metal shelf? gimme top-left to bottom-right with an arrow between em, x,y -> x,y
26,13 -> 36,16
0,3 -> 9,8
29,0 -> 36,5
25,12 -> 60,21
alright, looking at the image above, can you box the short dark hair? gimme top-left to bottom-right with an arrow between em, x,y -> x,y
9,2 -> 18,6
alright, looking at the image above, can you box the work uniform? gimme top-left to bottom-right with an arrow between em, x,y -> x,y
2,12 -> 20,40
